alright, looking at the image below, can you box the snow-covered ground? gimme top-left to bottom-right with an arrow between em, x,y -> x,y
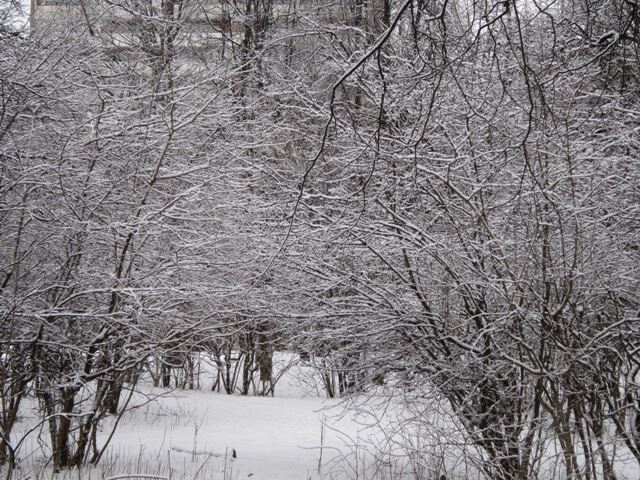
103,384 -> 368,480
8,354 -> 638,480
4,356 -> 412,480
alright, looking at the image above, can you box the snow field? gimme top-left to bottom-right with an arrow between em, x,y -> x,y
2,354 -> 415,480
10,353 -> 638,480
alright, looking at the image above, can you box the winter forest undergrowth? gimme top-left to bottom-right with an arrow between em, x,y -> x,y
1,0 -> 639,477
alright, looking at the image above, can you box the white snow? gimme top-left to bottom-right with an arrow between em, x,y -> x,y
8,354 -> 638,480
5,355 -> 385,480
109,386 -> 365,480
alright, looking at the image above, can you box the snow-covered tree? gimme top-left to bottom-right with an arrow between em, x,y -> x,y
288,0 -> 640,476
